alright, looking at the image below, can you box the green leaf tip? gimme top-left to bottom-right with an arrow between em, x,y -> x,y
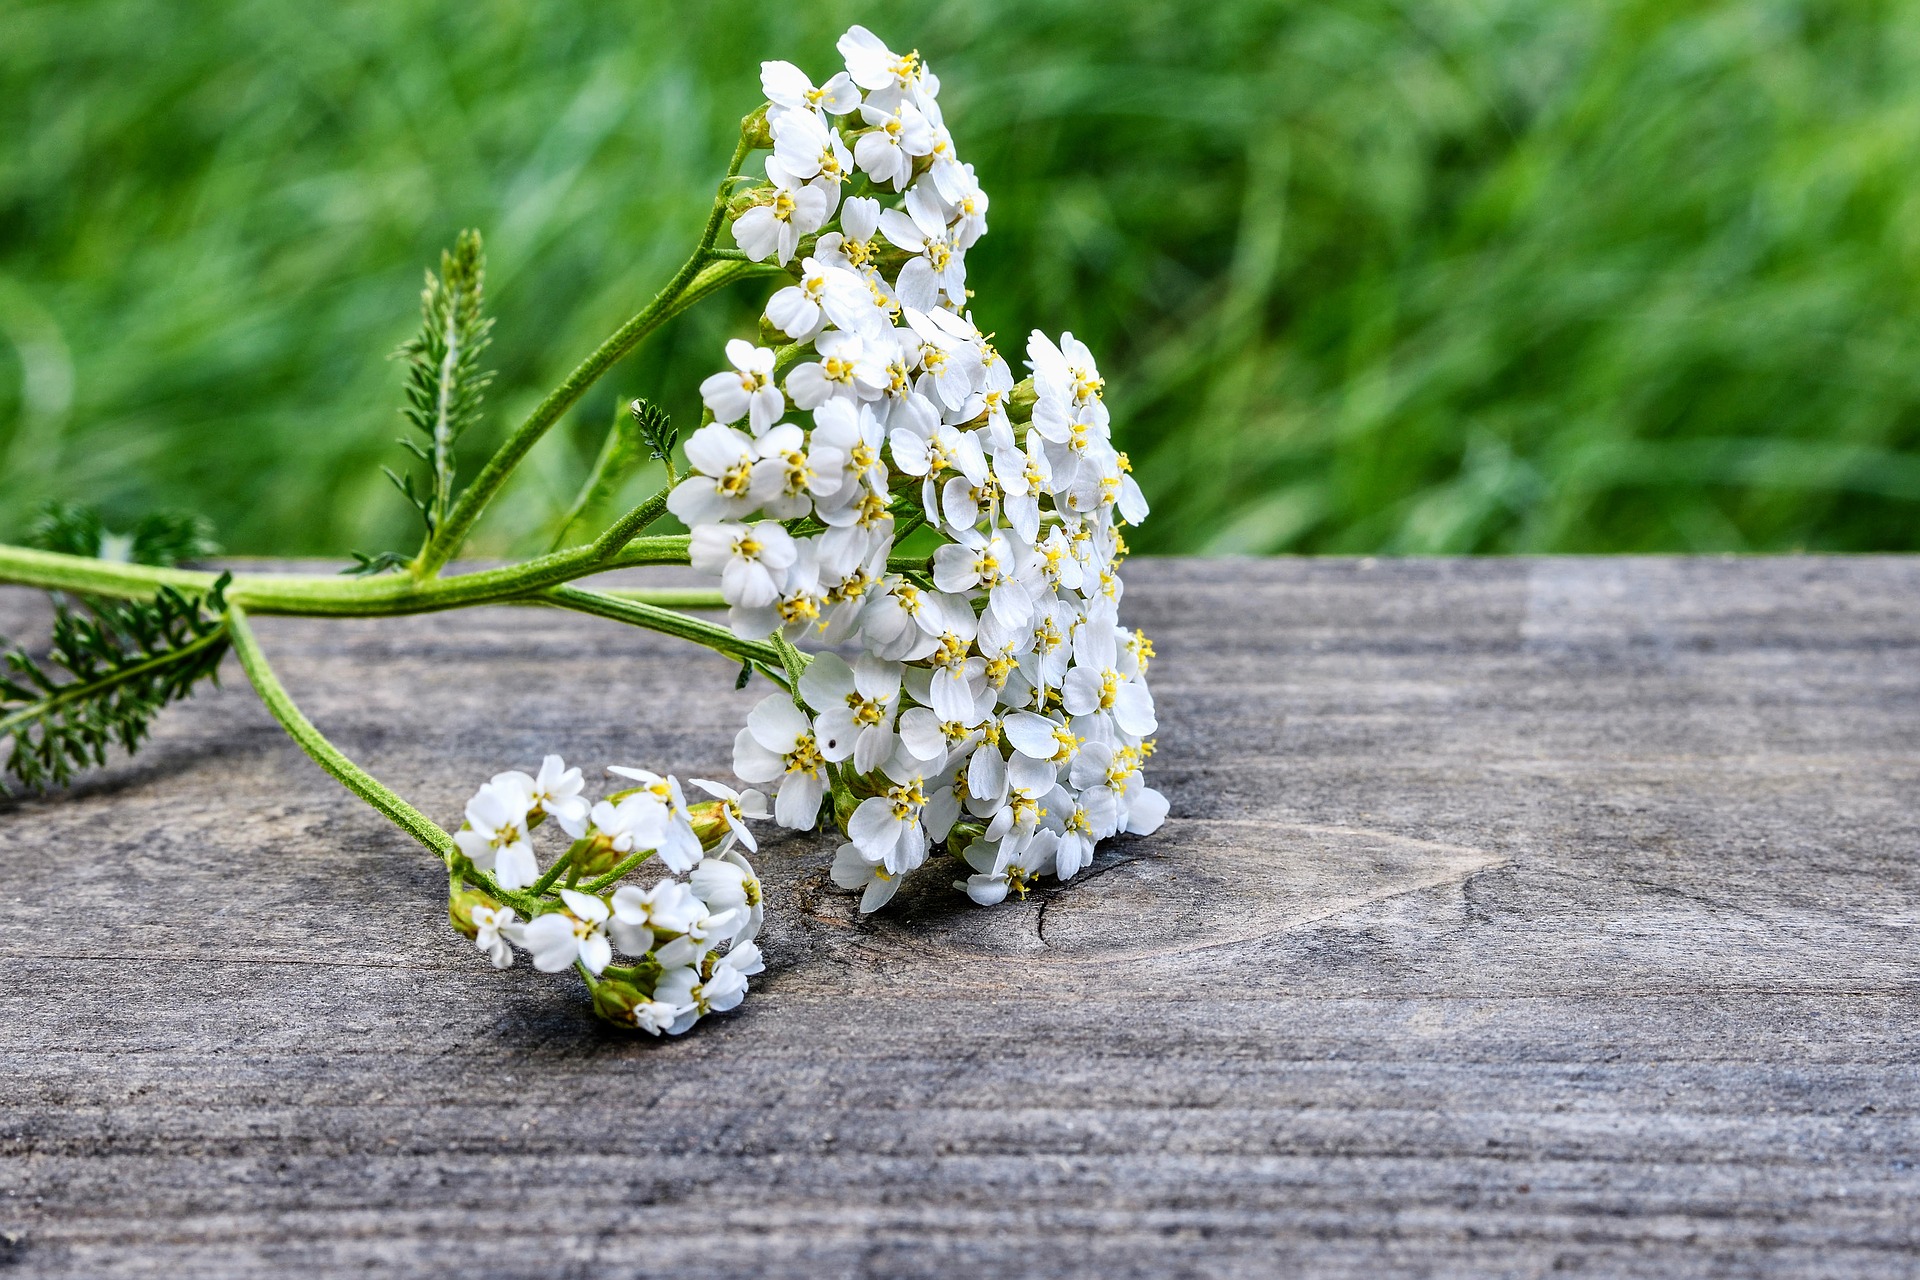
391,228 -> 496,543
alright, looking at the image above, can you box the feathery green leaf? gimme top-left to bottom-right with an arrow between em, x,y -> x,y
25,501 -> 219,567
0,575 -> 232,794
391,229 -> 494,547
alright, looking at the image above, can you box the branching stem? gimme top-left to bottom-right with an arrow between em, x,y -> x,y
417,135 -> 755,577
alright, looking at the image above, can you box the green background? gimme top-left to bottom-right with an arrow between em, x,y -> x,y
4,0 -> 1918,558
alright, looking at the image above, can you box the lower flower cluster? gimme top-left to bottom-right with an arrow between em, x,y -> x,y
447,755 -> 768,1034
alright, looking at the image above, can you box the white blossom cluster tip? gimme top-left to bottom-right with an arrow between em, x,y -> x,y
677,26 -> 1167,915
451,756 -> 770,1035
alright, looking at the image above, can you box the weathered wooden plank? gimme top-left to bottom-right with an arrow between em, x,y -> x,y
2,557 -> 1918,1278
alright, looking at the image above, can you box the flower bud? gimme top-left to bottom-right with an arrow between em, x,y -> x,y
686,800 -> 730,848
832,785 -> 860,834
570,833 -> 626,880
448,883 -> 499,941
739,103 -> 774,151
591,974 -> 649,1026
1008,377 -> 1037,424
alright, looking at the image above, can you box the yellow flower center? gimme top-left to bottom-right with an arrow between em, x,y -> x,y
778,594 -> 820,626
783,450 -> 814,492
932,632 -> 969,669
785,734 -> 825,777
887,776 -> 927,819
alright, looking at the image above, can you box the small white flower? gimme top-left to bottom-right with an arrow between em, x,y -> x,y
762,59 -> 860,117
726,538 -> 827,642
1027,329 -> 1108,421
654,960 -> 749,1033
933,528 -> 1041,629
654,898 -> 746,969
749,422 -> 845,519
628,997 -> 691,1036
889,420 -> 988,522
1054,786 -> 1118,880
816,195 -> 886,280
603,767 -> 703,871
902,305 -> 984,413
847,754 -> 931,873
945,163 -> 990,248
454,777 -> 537,890
689,520 -> 798,609
608,878 -> 702,955
770,107 -> 854,190
470,904 -> 518,969
525,754 -> 590,836
788,330 -> 889,409
880,184 -> 966,310
838,25 -> 936,102
806,397 -> 888,504
587,791 -> 668,857
765,256 -> 871,343
519,888 -> 612,975
690,851 -> 763,945
1062,616 -> 1158,738
699,339 -> 786,434
961,830 -> 1059,906
992,435 -> 1054,544
832,840 -> 901,913
732,163 -> 830,266
800,650 -> 905,774
666,423 -> 760,527
689,778 -> 770,853
732,694 -> 829,829
853,97 -> 933,191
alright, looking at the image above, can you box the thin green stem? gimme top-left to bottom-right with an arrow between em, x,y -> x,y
540,583 -> 786,682
591,587 -> 726,610
770,631 -> 811,700
0,540 -> 696,617
420,136 -> 754,577
582,848 -> 657,894
527,840 -> 583,896
590,478 -> 677,561
226,604 -> 455,863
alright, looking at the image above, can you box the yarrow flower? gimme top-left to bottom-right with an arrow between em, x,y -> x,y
687,25 -> 1167,915
448,758 -> 770,1035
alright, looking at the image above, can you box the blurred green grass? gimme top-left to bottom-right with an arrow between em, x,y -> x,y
4,0 -> 1920,556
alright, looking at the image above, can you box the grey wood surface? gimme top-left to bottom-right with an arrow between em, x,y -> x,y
3,557 -> 1918,1279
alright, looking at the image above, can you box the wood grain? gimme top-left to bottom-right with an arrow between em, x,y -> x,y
3,557 -> 1918,1278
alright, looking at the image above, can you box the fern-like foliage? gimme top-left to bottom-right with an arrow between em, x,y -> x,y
24,500 -> 218,567
389,229 -> 494,542
0,575 -> 232,794
547,398 -> 677,551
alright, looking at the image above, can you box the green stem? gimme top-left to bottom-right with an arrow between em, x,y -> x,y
590,479 -> 677,561
527,840 -> 583,896
540,583 -> 786,680
582,847 -> 658,895
419,136 -> 754,577
0,540 -> 695,617
590,587 -> 726,610
770,631 -> 811,695
226,604 -> 456,863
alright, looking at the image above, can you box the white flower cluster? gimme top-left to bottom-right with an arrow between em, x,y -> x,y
672,27 -> 1167,914
451,755 -> 769,1035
